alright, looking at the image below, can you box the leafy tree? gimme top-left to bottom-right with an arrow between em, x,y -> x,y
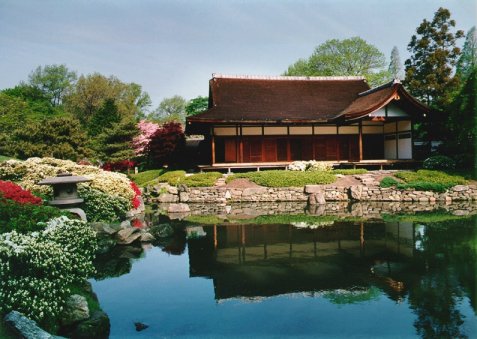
147,122 -> 185,167
404,7 -> 464,107
445,68 -> 477,168
0,93 -> 29,134
456,26 -> 477,81
65,73 -> 151,126
94,118 -> 139,163
388,46 -> 404,80
7,116 -> 91,160
186,96 -> 209,116
28,64 -> 77,106
150,95 -> 187,122
284,37 -> 391,87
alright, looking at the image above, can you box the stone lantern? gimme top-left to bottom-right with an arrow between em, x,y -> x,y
38,173 -> 91,221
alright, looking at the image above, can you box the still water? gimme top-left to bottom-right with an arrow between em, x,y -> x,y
91,214 -> 477,338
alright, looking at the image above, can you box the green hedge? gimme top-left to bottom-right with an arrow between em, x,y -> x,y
157,170 -> 186,185
395,169 -> 466,192
130,169 -> 166,187
227,170 -> 336,187
157,171 -> 222,187
332,169 -> 368,175
380,176 -> 399,188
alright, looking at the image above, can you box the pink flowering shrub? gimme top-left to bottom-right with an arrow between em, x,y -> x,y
133,120 -> 160,156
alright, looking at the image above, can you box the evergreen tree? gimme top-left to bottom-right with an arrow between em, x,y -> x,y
456,26 -> 477,81
95,118 -> 139,163
404,7 -> 464,108
388,46 -> 404,80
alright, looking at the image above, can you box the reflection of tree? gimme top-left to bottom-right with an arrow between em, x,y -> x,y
93,246 -> 143,280
323,286 -> 380,304
407,219 -> 476,338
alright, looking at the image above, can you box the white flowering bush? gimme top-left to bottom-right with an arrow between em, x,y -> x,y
288,160 -> 333,172
79,186 -> 130,222
0,216 -> 97,326
0,157 -> 135,220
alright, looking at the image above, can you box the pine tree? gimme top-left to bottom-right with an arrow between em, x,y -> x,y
388,46 -> 404,80
95,118 -> 139,163
404,7 -> 464,108
456,26 -> 477,81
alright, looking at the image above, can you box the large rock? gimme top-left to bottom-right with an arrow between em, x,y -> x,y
4,311 -> 65,339
140,232 -> 156,242
116,228 -> 142,245
168,203 -> 190,213
308,191 -> 326,205
69,310 -> 110,339
60,295 -> 90,326
179,192 -> 190,202
158,193 -> 179,203
349,185 -> 363,200
305,185 -> 324,194
452,185 -> 468,192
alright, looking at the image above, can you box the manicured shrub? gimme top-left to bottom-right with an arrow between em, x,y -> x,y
228,170 -> 336,187
157,170 -> 187,185
423,155 -> 456,170
78,186 -> 130,222
181,172 -> 222,187
130,169 -> 166,187
0,180 -> 42,205
397,182 -> 449,193
380,176 -> 399,188
0,216 -> 97,327
394,169 -> 467,192
288,161 -> 333,172
333,169 -> 368,175
0,200 -> 69,233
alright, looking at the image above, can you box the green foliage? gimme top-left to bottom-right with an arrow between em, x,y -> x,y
0,155 -> 13,162
7,116 -> 92,161
78,186 -> 130,222
157,170 -> 187,185
332,169 -> 368,175
0,200 -> 69,233
150,95 -> 187,123
382,211 -> 473,223
0,216 -> 97,328
394,169 -> 466,192
380,176 -> 399,188
130,169 -> 166,187
182,172 -> 222,187
185,96 -> 209,116
94,118 -> 139,163
228,170 -> 336,187
404,7 -> 464,108
28,64 -> 77,106
323,287 -> 380,305
388,46 -> 404,80
423,155 -> 456,170
456,26 -> 476,80
284,37 -> 390,87
87,98 -> 122,137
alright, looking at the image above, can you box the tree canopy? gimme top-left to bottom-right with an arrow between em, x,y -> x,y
388,46 -> 404,80
150,95 -> 187,123
404,7 -> 464,108
185,96 -> 209,116
284,37 -> 391,87
28,64 -> 77,106
456,26 -> 477,81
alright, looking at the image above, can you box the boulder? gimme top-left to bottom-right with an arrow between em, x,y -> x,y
116,228 -> 142,245
168,203 -> 190,213
179,192 -> 190,202
60,295 -> 90,326
308,191 -> 326,205
452,185 -> 468,192
304,185 -> 323,194
69,310 -> 110,339
158,193 -> 179,203
349,186 -> 362,200
139,232 -> 156,242
4,311 -> 65,339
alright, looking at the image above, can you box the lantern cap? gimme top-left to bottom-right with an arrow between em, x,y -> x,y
38,172 -> 91,185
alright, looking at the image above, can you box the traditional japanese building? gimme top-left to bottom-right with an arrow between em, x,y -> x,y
186,74 -> 429,166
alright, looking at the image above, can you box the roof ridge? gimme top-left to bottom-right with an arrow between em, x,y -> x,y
358,79 -> 400,97
212,73 -> 366,81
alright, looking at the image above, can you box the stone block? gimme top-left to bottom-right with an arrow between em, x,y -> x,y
305,185 -> 324,194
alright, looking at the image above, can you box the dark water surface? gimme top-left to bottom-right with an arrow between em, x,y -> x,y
91,214 -> 477,338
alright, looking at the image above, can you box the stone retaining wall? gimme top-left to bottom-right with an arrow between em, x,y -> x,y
144,182 -> 477,205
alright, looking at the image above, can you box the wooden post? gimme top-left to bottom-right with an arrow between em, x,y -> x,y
239,125 -> 244,163
211,135 -> 216,164
358,121 -> 363,162
213,224 -> 217,250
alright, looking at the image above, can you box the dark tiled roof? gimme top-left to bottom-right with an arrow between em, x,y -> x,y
187,75 -> 429,124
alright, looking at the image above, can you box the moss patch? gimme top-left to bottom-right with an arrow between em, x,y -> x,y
227,170 -> 336,187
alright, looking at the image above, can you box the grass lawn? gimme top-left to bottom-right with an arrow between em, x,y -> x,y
0,155 -> 13,162
227,170 -> 337,187
392,169 -> 467,192
130,169 -> 166,186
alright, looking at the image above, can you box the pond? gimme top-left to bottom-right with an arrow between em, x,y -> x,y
90,204 -> 477,338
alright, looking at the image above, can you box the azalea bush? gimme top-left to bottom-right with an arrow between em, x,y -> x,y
0,216 -> 97,328
0,180 -> 42,205
0,157 -> 141,221
78,186 -> 130,222
288,160 -> 333,172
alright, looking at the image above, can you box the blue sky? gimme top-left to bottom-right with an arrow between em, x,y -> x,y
0,0 -> 475,109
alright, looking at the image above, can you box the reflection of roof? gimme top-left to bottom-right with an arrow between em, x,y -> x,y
187,75 -> 429,126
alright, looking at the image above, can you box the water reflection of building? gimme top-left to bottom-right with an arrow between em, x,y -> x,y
188,221 -> 417,301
